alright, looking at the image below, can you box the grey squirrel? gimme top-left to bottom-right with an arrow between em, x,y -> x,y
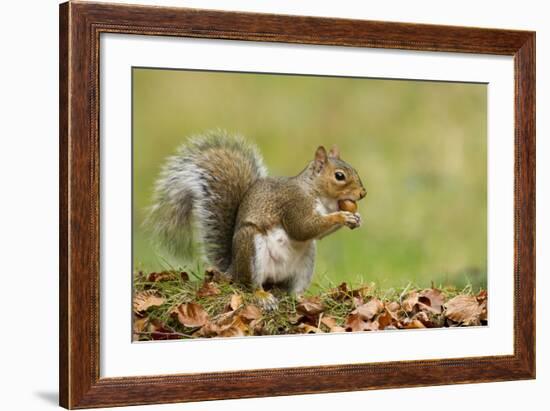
146,130 -> 366,305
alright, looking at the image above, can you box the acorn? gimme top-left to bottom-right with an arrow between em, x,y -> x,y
338,199 -> 357,213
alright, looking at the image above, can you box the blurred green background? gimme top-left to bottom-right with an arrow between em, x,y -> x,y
133,68 -> 487,290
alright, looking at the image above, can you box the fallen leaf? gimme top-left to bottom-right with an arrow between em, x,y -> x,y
132,316 -> 149,340
133,291 -> 165,313
444,295 -> 483,325
345,313 -> 370,331
149,319 -> 181,340
350,285 -> 370,299
198,315 -> 249,338
239,304 -> 262,321
218,316 -> 249,337
288,313 -> 305,324
413,310 -> 435,327
196,281 -> 221,298
378,307 -> 400,330
211,310 -> 234,326
133,316 -> 148,331
402,291 -> 419,312
250,319 -> 265,335
352,296 -> 365,307
147,271 -> 177,282
320,315 -> 338,328
403,319 -> 426,329
320,315 -> 346,333
217,326 -> 246,337
330,282 -> 350,300
476,290 -> 488,322
418,288 -> 445,314
386,301 -> 401,313
172,302 -> 209,327
354,298 -> 383,320
226,293 -> 243,311
364,320 -> 380,331
297,323 -> 324,334
477,289 -> 488,303
329,326 -> 347,333
479,304 -> 487,322
296,297 -> 324,316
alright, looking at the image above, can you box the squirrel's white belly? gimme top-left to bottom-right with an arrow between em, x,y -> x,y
253,227 -> 314,285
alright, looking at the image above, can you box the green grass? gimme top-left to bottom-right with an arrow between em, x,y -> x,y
132,69 -> 487,290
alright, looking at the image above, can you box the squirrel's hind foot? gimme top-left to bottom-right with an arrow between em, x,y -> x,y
254,289 -> 279,311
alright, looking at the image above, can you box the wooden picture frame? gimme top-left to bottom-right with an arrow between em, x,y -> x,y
59,1 -> 535,408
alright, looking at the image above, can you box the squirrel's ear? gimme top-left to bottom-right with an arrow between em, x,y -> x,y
314,146 -> 328,173
328,145 -> 340,160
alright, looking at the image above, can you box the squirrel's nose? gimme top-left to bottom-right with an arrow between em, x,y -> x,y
359,188 -> 367,199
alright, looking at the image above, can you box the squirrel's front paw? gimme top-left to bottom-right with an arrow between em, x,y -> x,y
253,289 -> 279,311
340,211 -> 361,229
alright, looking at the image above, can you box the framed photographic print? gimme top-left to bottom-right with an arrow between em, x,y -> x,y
59,1 -> 535,408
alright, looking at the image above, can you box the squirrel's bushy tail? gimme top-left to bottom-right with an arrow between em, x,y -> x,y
145,130 -> 267,271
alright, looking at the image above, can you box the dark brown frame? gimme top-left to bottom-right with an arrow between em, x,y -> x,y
59,1 -> 535,408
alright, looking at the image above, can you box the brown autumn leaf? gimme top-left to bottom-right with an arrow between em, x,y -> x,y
354,298 -> 383,320
330,282 -> 350,300
133,316 -> 148,332
172,302 -> 209,327
352,296 -> 365,308
239,304 -> 262,322
418,288 -> 445,314
148,319 -> 181,340
198,315 -> 249,338
288,313 -> 305,324
218,325 -> 247,337
444,295 -> 483,325
479,302 -> 488,322
413,310 -> 435,328
249,319 -> 265,335
296,297 -> 324,316
481,309 -> 488,325
299,314 -> 321,326
403,319 -> 426,329
364,320 -> 380,331
211,310 -> 234,326
194,321 -> 218,338
350,285 -> 371,299
330,325 -> 347,333
477,289 -> 488,303
132,316 -> 149,340
196,281 -> 221,298
133,291 -> 165,314
226,293 -> 244,312
297,323 -> 324,334
402,291 -> 419,312
147,271 -> 177,282
320,315 -> 338,329
218,316 -> 249,337
345,312 -> 370,332
319,315 -> 345,333
476,290 -> 488,322
386,301 -> 401,313
378,306 -> 400,330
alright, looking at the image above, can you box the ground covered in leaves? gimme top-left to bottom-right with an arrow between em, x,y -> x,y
133,268 -> 488,341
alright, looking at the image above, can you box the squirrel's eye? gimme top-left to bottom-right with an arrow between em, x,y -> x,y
335,171 -> 346,181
